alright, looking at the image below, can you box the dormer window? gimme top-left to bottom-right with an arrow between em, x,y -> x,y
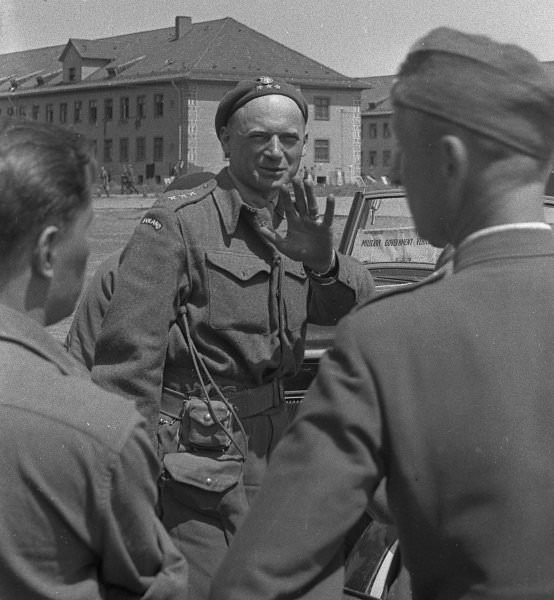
69,67 -> 76,82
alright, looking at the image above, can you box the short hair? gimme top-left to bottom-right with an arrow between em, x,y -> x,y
0,118 -> 95,257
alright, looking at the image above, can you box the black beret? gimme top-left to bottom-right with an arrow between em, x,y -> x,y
215,76 -> 309,136
392,27 -> 554,159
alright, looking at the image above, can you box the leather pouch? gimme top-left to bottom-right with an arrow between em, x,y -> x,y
180,397 -> 232,451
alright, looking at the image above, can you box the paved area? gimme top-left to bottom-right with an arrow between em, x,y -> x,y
93,194 -> 353,214
93,194 -> 157,210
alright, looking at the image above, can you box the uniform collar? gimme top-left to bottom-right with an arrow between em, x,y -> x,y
212,168 -> 286,236
458,222 -> 551,250
454,224 -> 554,273
0,303 -> 85,376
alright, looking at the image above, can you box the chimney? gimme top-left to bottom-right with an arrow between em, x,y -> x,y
175,16 -> 192,39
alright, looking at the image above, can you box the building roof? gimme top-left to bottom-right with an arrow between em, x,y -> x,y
357,75 -> 395,115
0,16 -> 366,95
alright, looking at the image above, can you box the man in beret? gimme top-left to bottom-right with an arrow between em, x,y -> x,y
78,77 -> 375,599
210,29 -> 554,600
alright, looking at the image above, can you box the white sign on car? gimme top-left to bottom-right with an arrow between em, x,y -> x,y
352,226 -> 442,264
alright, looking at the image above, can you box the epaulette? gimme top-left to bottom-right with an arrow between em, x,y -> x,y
354,262 -> 449,313
153,172 -> 217,212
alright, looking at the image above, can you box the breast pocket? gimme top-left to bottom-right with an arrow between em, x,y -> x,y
282,258 -> 309,332
206,251 -> 271,332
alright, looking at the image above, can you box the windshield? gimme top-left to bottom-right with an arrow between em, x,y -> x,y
350,194 -> 441,265
338,192 -> 554,266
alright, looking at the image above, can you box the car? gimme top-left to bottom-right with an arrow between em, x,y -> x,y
285,190 -> 554,409
284,187 -> 441,411
283,189 -> 554,600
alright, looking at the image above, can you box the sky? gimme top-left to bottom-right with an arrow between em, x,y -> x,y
1,0 -> 554,77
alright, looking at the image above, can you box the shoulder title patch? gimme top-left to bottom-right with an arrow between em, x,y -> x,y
141,216 -> 163,231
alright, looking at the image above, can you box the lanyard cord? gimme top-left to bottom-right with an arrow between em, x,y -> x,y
176,306 -> 248,459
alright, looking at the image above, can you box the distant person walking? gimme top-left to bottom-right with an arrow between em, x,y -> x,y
121,164 -> 139,194
99,165 -> 110,197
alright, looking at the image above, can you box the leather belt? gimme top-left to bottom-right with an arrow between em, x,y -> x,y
161,378 -> 284,420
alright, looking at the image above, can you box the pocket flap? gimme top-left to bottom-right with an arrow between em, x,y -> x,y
206,251 -> 270,282
163,452 -> 242,492
283,257 -> 307,281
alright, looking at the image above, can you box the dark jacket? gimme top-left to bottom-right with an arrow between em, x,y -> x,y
0,303 -> 189,599
88,168 -> 375,437
211,226 -> 554,600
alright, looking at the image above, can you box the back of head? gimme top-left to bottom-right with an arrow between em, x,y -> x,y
0,118 -> 95,260
392,27 -> 554,164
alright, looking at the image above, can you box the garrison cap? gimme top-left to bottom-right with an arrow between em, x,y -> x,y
392,27 -> 554,159
215,76 -> 309,136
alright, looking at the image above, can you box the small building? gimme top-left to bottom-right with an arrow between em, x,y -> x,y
358,75 -> 395,181
0,16 -> 368,187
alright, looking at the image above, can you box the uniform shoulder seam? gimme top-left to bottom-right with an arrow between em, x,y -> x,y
355,265 -> 447,312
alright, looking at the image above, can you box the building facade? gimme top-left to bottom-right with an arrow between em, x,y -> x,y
0,16 -> 368,188
358,75 -> 395,180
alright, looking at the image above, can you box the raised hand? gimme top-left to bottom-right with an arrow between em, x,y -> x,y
258,177 -> 335,273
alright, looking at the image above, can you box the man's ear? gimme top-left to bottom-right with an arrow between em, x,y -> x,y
219,126 -> 231,159
301,132 -> 308,158
33,225 -> 59,280
439,135 -> 468,187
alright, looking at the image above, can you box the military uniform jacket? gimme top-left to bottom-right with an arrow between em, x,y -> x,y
91,168 -> 375,436
0,304 -> 188,599
210,226 -> 554,600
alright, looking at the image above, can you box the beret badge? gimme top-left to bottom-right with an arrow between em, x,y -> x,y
256,76 -> 281,91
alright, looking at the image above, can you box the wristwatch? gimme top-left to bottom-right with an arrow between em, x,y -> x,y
305,250 -> 338,284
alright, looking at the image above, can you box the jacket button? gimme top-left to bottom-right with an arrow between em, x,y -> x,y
203,414 -> 213,424
205,477 -> 213,486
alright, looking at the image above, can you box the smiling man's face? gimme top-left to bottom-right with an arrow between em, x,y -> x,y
219,94 -> 307,201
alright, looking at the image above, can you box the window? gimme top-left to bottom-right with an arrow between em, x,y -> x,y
46,104 -> 54,123
91,139 -> 97,157
104,98 -> 113,121
103,139 -> 113,163
74,101 -> 82,123
314,139 -> 330,162
136,95 -> 146,120
18,105 -> 26,118
136,137 -> 146,162
119,138 -> 129,163
368,123 -> 377,138
314,96 -> 330,120
153,136 -> 164,162
32,105 -> 40,120
383,150 -> 391,167
120,97 -> 130,120
59,103 -> 67,124
68,67 -> 76,82
383,122 -> 391,138
89,100 -> 97,124
154,93 -> 164,117
369,151 -> 377,167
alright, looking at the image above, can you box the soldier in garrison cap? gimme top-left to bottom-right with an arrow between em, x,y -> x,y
67,76 -> 375,599
210,30 -> 554,600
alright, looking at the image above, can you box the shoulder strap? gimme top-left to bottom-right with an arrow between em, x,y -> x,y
154,172 -> 217,212
355,263 -> 449,312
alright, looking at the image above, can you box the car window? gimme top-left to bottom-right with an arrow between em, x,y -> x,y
352,195 -> 441,265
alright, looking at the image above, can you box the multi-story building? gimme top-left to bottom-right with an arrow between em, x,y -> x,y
358,75 -> 395,180
0,16 -> 368,187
